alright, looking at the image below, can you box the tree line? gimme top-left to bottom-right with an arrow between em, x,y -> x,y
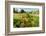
13,8 -> 39,14
13,8 -> 26,13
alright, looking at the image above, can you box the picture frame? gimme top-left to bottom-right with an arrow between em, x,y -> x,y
5,1 -> 45,36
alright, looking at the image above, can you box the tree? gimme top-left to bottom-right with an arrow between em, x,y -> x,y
13,8 -> 18,13
13,8 -> 15,13
20,9 -> 25,13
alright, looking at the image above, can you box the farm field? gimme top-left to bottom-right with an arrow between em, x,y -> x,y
13,13 -> 39,28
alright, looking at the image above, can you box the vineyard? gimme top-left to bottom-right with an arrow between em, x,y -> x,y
13,13 -> 39,28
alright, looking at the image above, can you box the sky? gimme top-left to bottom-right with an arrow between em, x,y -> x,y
15,8 -> 39,12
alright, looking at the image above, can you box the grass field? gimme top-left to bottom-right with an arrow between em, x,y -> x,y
13,13 -> 39,28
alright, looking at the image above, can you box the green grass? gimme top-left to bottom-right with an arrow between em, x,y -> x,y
13,13 -> 39,28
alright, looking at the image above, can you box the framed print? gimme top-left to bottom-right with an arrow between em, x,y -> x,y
5,1 -> 45,36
